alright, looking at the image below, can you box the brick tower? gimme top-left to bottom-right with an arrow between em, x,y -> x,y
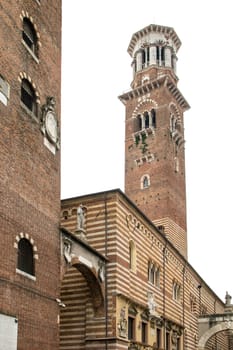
0,1 -> 61,349
119,24 -> 190,258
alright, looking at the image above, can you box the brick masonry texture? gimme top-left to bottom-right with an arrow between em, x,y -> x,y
0,0 -> 61,349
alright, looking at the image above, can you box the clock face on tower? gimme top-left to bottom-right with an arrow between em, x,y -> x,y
45,111 -> 58,143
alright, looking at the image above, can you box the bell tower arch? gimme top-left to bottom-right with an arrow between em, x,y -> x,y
119,24 -> 190,258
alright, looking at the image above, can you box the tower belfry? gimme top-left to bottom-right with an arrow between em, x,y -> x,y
119,24 -> 190,258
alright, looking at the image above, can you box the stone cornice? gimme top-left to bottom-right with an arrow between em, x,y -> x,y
118,75 -> 190,111
127,24 -> 181,56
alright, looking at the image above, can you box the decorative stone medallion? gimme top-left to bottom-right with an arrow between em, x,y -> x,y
41,96 -> 60,153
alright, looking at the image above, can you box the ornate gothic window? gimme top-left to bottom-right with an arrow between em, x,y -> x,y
17,238 -> 35,276
135,109 -> 157,133
155,266 -> 160,287
172,281 -> 181,301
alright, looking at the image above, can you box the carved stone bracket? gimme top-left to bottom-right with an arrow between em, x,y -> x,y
63,237 -> 74,264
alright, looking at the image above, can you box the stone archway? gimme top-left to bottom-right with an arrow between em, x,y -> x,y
59,228 -> 106,349
198,314 -> 233,350
71,256 -> 104,314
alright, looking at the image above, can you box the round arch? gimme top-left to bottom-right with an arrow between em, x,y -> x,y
132,98 -> 158,119
71,256 -> 104,313
59,258 -> 105,349
198,322 -> 233,349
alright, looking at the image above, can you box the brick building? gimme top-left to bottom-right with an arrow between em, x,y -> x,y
1,2 -> 232,349
60,25 -> 233,350
0,0 -> 61,349
61,190 -> 229,350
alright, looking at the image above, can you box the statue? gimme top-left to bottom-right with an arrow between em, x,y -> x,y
225,291 -> 232,306
118,307 -> 127,338
77,204 -> 85,230
148,292 -> 157,315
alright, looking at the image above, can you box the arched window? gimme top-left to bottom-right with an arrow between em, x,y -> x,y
144,112 -> 149,129
143,176 -> 149,188
155,266 -> 160,287
22,18 -> 38,55
148,261 -> 155,284
151,109 -> 156,128
17,238 -> 34,276
172,281 -> 181,301
21,79 -> 37,115
141,174 -> 150,189
136,114 -> 142,131
148,262 -> 160,287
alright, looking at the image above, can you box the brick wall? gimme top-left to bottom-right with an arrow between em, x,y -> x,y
60,190 -> 226,350
0,0 -> 61,348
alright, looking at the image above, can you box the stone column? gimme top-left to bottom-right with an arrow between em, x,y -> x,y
149,110 -> 152,127
172,54 -> 177,73
158,46 -> 162,66
149,45 -> 156,65
136,51 -> 142,71
141,114 -> 145,129
165,46 -> 172,67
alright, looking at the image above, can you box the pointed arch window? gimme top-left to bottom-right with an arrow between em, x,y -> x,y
21,78 -> 38,115
17,238 -> 35,276
22,18 -> 38,56
172,281 -> 181,301
148,261 -> 160,287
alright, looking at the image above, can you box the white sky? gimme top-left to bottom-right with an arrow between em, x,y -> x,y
61,0 -> 233,302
